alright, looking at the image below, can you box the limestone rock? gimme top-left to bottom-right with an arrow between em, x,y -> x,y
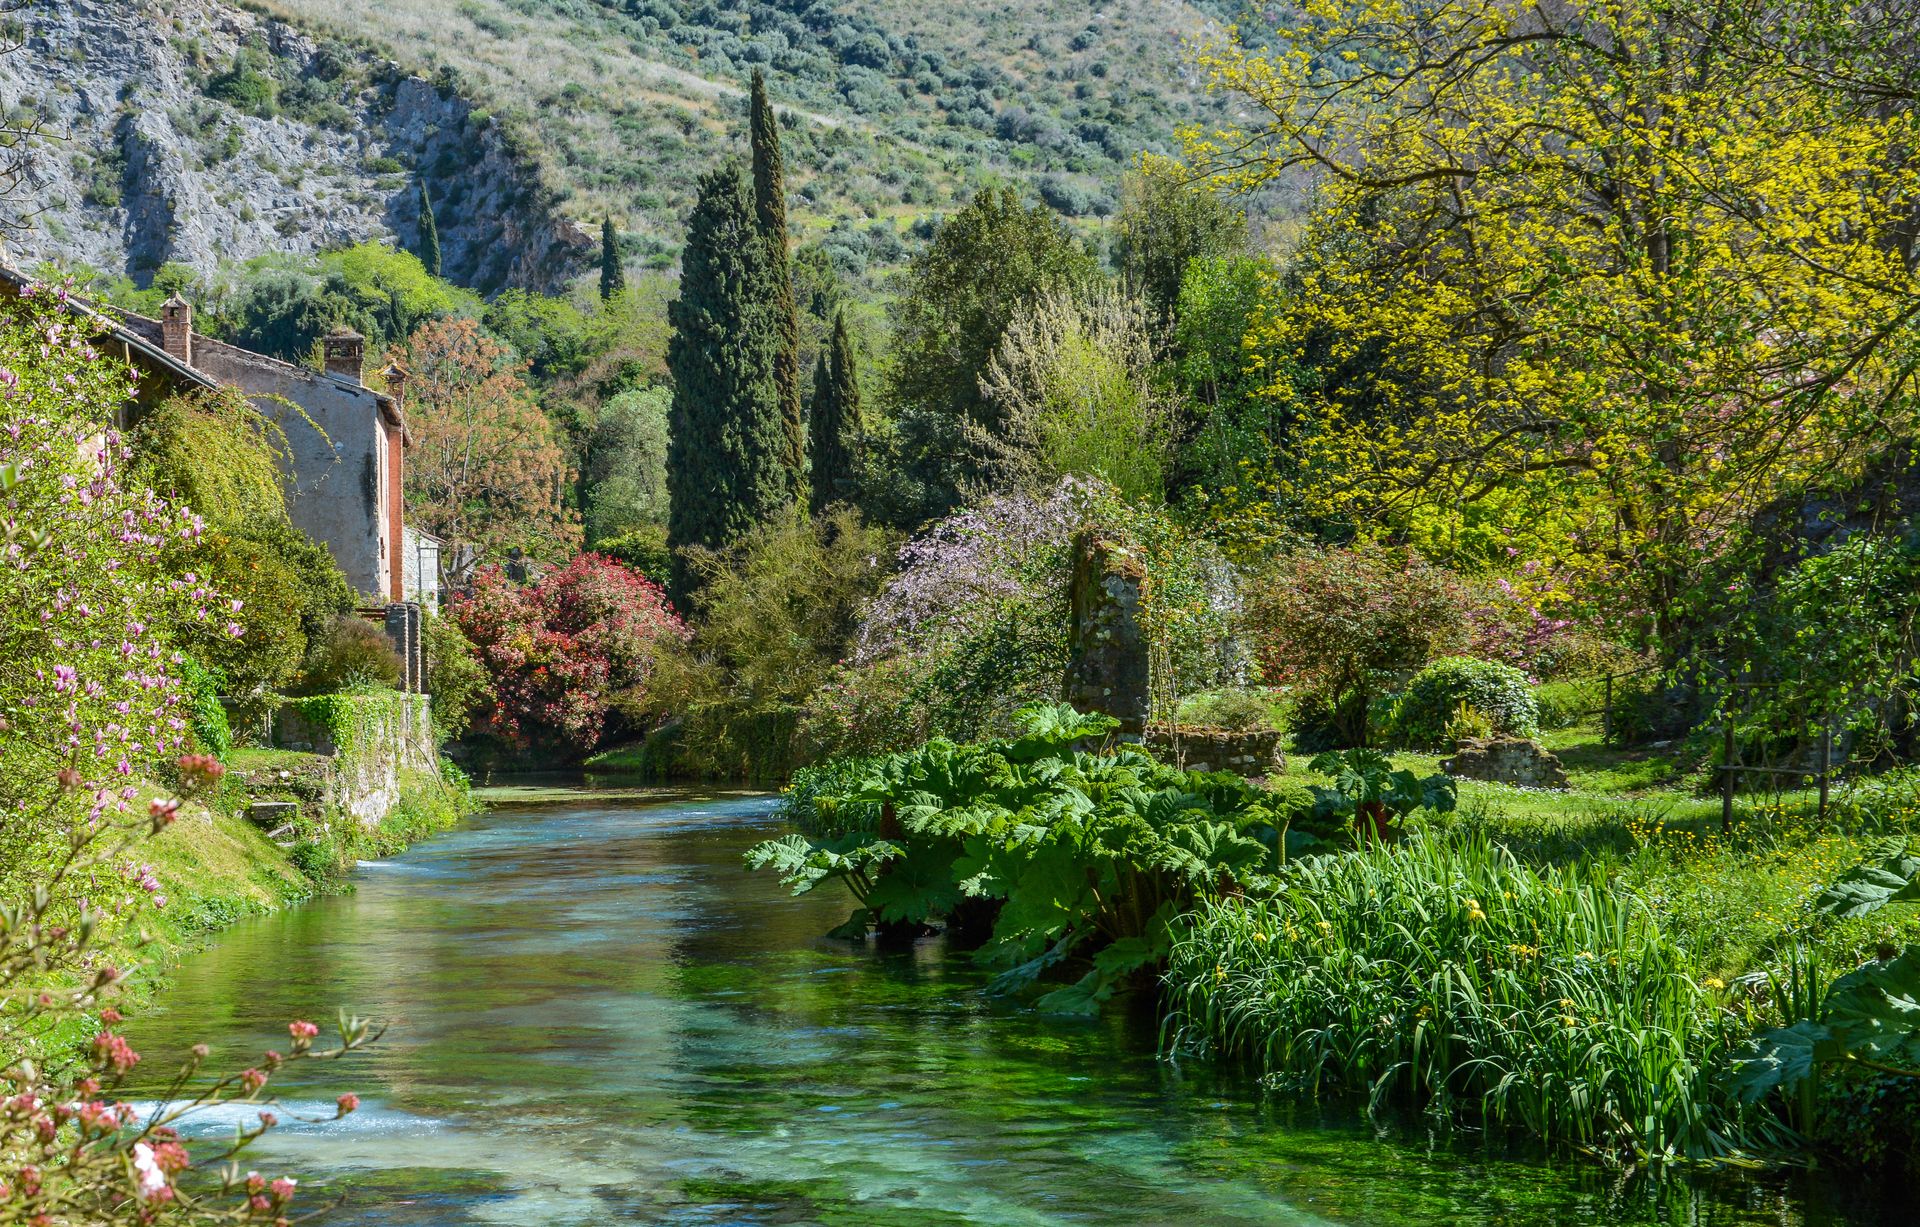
1442,737 -> 1569,789
1,0 -> 584,292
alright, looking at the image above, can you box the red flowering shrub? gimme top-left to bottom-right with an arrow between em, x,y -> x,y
453,553 -> 687,751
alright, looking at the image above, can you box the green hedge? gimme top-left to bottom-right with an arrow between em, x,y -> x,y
1391,656 -> 1538,748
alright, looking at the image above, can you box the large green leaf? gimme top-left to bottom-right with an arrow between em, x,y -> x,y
1815,840 -> 1920,918
1730,946 -> 1920,1101
743,832 -> 900,896
1007,702 -> 1119,757
1035,972 -> 1107,1016
984,931 -> 1076,994
1729,1020 -> 1840,1102
864,841 -> 964,924
1820,946 -> 1920,1069
991,839 -> 1093,949
825,908 -> 873,941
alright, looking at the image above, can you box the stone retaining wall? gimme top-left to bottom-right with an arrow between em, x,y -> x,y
272,693 -> 440,829
1143,728 -> 1285,776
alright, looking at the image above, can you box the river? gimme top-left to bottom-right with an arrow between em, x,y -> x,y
127,788 -> 1899,1225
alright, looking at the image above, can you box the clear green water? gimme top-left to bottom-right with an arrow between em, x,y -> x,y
128,791 -> 1898,1225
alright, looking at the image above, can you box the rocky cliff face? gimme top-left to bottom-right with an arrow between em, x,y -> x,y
1,0 -> 590,292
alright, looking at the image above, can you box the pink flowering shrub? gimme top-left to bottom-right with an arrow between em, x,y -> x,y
0,287 -> 205,866
0,288 -> 376,1224
452,552 -> 687,751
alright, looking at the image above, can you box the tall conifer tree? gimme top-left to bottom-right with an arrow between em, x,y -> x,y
666,163 -> 789,602
599,216 -> 625,302
417,179 -> 441,277
748,68 -> 804,483
808,309 -> 860,515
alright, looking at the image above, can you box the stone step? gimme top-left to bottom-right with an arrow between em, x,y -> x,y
246,800 -> 299,828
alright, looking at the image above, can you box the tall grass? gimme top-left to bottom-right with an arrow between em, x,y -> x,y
1164,832 -> 1779,1163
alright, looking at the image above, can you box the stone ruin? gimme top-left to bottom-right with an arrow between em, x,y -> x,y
1063,532 -> 1152,731
1062,533 -> 1284,777
1441,737 -> 1570,789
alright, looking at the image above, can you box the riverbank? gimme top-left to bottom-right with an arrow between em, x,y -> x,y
93,760 -> 476,1027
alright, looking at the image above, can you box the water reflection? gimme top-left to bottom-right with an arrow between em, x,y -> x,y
127,791 -> 1897,1225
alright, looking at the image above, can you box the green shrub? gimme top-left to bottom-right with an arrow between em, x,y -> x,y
298,616 -> 403,693
1392,656 -> 1538,748
593,524 -> 672,589
652,511 -> 897,775
207,52 -> 279,116
1534,678 -> 1599,730
1290,688 -> 1400,753
1165,831 -> 1769,1161
423,611 -> 492,740
178,656 -> 232,758
778,754 -> 887,839
1175,687 -> 1282,733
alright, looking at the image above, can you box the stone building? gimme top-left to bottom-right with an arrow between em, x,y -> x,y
1,262 -> 431,606
162,309 -> 421,606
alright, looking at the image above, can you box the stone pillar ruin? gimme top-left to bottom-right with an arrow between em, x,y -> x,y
1063,532 -> 1151,731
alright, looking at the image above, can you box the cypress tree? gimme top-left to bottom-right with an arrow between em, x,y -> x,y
748,68 -> 803,484
665,162 -> 789,602
417,179 -> 441,277
599,215 -> 625,302
808,309 -> 861,515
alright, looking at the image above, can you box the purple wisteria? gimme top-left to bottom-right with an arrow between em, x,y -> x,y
855,477 -> 1098,663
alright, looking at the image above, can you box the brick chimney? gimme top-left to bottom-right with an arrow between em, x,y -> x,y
379,360 -> 408,407
160,292 -> 193,366
323,327 -> 365,383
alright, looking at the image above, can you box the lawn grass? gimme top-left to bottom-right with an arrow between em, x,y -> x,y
1278,724 -> 1920,982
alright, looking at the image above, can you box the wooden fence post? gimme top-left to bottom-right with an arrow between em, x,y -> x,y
1721,719 -> 1736,834
1602,674 -> 1613,745
1818,724 -> 1832,827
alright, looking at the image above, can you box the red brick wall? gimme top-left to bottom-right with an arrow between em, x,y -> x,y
386,420 -> 405,602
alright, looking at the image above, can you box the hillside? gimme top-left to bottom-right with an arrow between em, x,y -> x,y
2,0 -> 589,291
4,0 -> 1240,294
120,0 -> 1232,287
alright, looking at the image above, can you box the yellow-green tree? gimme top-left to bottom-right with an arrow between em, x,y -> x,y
1177,1 -> 1920,642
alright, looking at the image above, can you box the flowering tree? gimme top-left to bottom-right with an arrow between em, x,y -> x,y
1,286 -> 374,1223
452,553 -> 686,751
854,479 -> 1093,665
387,318 -> 580,582
2,289 -> 201,868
